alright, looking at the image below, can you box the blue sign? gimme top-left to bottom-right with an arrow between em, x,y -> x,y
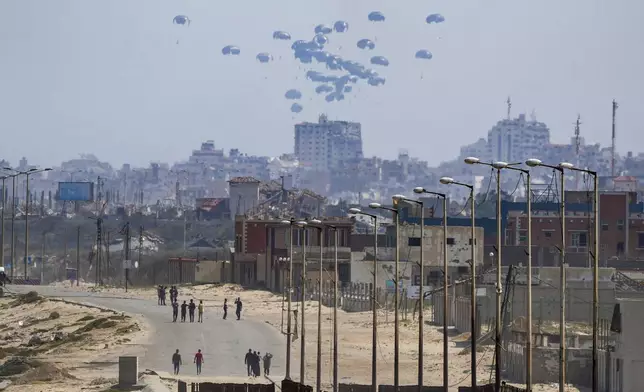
58,182 -> 94,201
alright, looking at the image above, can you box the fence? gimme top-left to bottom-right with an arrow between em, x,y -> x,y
178,381 -> 275,392
457,385 -> 526,392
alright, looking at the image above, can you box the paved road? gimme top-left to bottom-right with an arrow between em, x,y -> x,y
10,285 -> 292,378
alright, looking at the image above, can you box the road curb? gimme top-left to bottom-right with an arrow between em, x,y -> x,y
46,297 -> 119,314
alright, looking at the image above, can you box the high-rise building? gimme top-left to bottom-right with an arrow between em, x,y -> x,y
486,113 -> 550,163
294,114 -> 363,172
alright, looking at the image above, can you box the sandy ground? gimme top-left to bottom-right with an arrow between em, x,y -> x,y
0,290 -> 148,392
54,282 -> 584,392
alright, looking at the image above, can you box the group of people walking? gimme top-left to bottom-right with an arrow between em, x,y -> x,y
172,299 -> 204,323
170,348 -> 272,377
245,349 -> 273,377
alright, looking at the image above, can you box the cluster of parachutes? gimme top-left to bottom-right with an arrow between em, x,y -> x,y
172,10 -> 445,115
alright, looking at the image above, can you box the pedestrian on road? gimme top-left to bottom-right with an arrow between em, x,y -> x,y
223,299 -> 228,320
198,300 -> 204,323
244,349 -> 253,376
180,301 -> 188,322
194,349 -> 204,375
254,352 -> 262,377
172,301 -> 179,322
161,286 -> 167,305
157,286 -> 163,305
251,351 -> 260,377
235,297 -> 243,320
188,299 -> 196,322
263,352 -> 273,376
172,349 -> 182,375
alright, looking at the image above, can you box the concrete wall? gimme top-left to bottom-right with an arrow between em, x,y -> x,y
195,260 -> 225,283
393,224 -> 485,267
229,182 -> 259,219
350,260 -> 413,289
614,298 -> 644,392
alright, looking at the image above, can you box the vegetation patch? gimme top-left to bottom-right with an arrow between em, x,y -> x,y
9,291 -> 43,307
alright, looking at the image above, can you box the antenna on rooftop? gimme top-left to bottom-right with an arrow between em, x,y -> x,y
574,114 -> 582,190
611,100 -> 618,182
506,96 -> 512,120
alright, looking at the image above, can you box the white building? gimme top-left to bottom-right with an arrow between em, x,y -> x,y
228,176 -> 260,219
487,113 -> 550,163
294,114 -> 363,172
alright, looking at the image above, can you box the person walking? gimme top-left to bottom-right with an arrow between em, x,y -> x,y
263,352 -> 273,376
244,349 -> 253,376
180,300 -> 188,322
223,299 -> 228,320
253,352 -> 261,377
188,299 -> 196,323
172,349 -> 182,375
172,300 -> 179,322
161,286 -> 167,305
194,349 -> 204,375
198,300 -> 204,323
235,297 -> 243,320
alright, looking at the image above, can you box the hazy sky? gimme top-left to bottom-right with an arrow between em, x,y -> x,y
0,0 -> 642,168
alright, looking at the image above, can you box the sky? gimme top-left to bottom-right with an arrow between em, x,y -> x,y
0,0 -> 642,168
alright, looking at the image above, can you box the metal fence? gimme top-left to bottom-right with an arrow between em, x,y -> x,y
178,381 -> 276,392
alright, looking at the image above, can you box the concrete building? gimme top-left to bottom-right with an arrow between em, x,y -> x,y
228,176 -> 260,219
294,114 -> 363,172
487,113 -> 550,163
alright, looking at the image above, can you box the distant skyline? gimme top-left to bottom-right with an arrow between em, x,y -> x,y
0,0 -> 642,168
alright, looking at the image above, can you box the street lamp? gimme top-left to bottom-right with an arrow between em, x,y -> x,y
24,168 -> 52,279
297,220 -> 308,386
326,223 -> 340,392
439,176 -> 478,390
348,207 -> 379,392
393,195 -> 427,392
308,218 -> 326,392
369,194 -> 404,392
526,158 -> 566,392
556,162 -> 599,392
0,173 -> 19,276
493,161 -> 533,390
280,218 -> 306,380
413,187 -> 449,392
464,157 -> 506,390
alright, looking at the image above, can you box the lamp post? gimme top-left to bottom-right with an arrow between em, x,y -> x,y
394,196 -> 426,392
464,157 -> 506,390
413,187 -> 448,392
493,162 -> 533,391
308,219 -> 326,392
369,195 -> 404,391
557,163 -> 599,392
439,177 -> 477,390
298,220 -> 309,385
0,174 -> 14,274
526,158 -> 566,392
281,218 -> 307,380
328,224 -> 339,392
23,168 -> 52,279
348,208 -> 379,392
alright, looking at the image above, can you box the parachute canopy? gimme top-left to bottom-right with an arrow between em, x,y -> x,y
333,21 -> 349,33
273,31 -> 291,40
285,89 -> 302,100
222,45 -> 240,55
256,53 -> 273,63
426,14 -> 445,24
173,15 -> 190,26
314,24 -> 333,35
368,11 -> 385,22
313,34 -> 329,46
357,39 -> 375,50
370,56 -> 389,66
290,103 -> 303,113
415,50 -> 433,60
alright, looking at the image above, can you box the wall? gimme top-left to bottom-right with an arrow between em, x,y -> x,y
614,298 -> 644,392
229,182 -> 259,219
387,224 -> 485,267
350,260 -> 413,289
195,260 -> 225,283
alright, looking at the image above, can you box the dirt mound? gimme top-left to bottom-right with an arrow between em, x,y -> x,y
10,291 -> 44,307
15,362 -> 76,384
0,357 -> 41,377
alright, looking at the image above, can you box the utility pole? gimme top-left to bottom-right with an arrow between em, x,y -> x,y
332,227 -> 339,392
495,168 -> 502,392
371,216 -> 378,392
138,226 -> 143,278
506,96 -> 512,120
1,176 -> 6,274
10,175 -> 16,279
96,217 -> 102,286
286,224 -> 294,380
123,222 -> 131,292
106,231 -> 111,276
40,232 -> 45,284
315,226 -> 324,392
611,100 -> 618,182
24,173 -> 30,279
574,115 -> 582,191
76,226 -> 80,286
559,170 -> 567,392
418,201 -> 425,392
300,226 -> 307,385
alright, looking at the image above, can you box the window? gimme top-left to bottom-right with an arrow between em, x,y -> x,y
408,237 -> 421,247
543,230 -> 553,238
518,230 -> 527,243
601,221 -> 609,231
468,238 -> 477,245
447,237 -> 455,245
571,232 -> 588,247
638,233 -> 644,249
617,220 -> 625,231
